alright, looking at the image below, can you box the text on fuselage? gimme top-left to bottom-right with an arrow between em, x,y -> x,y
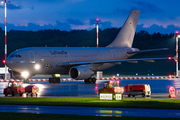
50,51 -> 68,55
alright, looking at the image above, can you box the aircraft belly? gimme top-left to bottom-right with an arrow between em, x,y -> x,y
98,63 -> 116,70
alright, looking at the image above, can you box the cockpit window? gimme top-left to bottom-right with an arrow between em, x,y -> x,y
10,54 -> 21,58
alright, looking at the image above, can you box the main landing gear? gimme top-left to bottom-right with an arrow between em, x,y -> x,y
49,74 -> 60,83
84,77 -> 96,84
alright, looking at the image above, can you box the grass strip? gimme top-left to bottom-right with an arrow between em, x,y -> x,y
0,112 -> 179,120
0,97 -> 180,109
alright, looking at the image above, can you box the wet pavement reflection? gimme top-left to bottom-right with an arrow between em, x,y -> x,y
0,77 -> 180,98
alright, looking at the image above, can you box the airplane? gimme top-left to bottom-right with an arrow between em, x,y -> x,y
5,10 -> 169,83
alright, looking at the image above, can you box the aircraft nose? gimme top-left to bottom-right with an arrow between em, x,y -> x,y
5,56 -> 11,67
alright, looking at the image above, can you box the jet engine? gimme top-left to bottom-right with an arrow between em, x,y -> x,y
69,66 -> 95,80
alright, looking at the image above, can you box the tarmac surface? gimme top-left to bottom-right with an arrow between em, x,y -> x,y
0,76 -> 180,118
0,76 -> 180,98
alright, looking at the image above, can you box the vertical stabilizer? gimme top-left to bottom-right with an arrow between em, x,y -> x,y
107,10 -> 140,48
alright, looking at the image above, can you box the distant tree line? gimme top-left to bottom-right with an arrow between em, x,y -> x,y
0,27 -> 176,75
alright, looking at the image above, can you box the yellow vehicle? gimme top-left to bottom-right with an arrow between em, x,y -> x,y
98,81 -> 124,100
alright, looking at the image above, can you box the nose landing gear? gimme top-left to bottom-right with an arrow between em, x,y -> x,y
23,79 -> 29,83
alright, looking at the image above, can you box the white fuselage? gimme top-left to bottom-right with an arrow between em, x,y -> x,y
6,47 -> 134,75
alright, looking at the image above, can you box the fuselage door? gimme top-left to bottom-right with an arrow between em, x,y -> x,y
28,51 -> 35,63
111,50 -> 116,59
68,53 -> 72,62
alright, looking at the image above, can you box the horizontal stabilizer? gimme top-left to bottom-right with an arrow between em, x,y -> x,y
127,48 -> 168,54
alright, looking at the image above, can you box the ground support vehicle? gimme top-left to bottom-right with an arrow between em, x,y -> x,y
25,85 -> 39,97
3,81 -> 25,96
98,81 -> 124,100
125,84 -> 151,97
4,81 -> 39,97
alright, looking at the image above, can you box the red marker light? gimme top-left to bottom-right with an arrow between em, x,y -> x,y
176,31 -> 179,37
96,18 -> 99,21
175,58 -> 178,62
168,57 -> 172,60
2,60 -> 5,64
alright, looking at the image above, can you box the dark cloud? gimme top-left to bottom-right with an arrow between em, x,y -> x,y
0,3 -> 21,10
0,21 -> 71,31
66,18 -> 84,25
136,24 -> 180,34
114,1 -> 162,15
132,1 -> 163,13
99,21 -> 112,29
7,3 -> 21,10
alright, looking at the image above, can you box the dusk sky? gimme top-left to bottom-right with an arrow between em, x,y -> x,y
0,0 -> 180,33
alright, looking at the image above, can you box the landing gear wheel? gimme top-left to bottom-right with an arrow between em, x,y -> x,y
132,95 -> 135,97
56,78 -> 60,83
128,94 -> 131,97
92,78 -> 96,83
49,78 -> 53,83
84,79 -> 88,84
88,78 -> 92,83
23,79 -> 29,83
142,93 -> 145,97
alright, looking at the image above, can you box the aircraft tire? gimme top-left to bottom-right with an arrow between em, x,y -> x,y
49,78 -> 53,83
128,94 -> 131,97
56,78 -> 60,83
92,78 -> 96,83
88,78 -> 92,84
84,79 -> 88,84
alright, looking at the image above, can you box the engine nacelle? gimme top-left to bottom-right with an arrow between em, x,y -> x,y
69,66 -> 95,80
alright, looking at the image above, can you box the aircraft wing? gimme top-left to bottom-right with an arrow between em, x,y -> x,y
58,57 -> 173,67
127,48 -> 168,54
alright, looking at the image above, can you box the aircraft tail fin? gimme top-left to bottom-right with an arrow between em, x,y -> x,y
107,10 -> 140,48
